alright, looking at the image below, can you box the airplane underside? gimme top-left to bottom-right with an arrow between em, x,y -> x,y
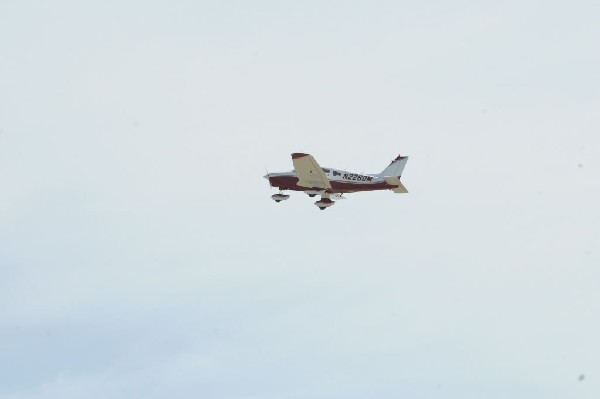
268,176 -> 391,194
267,176 -> 394,210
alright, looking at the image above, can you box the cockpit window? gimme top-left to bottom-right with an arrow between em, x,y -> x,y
333,171 -> 341,176
322,168 -> 330,173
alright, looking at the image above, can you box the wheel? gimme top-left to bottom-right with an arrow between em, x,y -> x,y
319,207 -> 326,210
275,200 -> 281,203
309,194 -> 316,197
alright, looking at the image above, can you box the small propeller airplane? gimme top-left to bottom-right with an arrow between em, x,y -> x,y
264,153 -> 409,210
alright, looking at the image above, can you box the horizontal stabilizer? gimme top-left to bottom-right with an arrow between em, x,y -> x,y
384,176 -> 408,193
393,182 -> 408,193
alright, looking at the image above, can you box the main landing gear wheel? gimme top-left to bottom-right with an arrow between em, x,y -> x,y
309,194 -> 316,197
314,197 -> 334,210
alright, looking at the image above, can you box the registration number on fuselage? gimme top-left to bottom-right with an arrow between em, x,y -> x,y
343,173 -> 373,182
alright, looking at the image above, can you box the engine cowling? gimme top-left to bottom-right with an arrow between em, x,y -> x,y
271,194 -> 290,202
314,198 -> 334,210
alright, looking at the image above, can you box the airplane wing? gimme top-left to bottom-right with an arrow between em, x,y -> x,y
291,153 -> 332,189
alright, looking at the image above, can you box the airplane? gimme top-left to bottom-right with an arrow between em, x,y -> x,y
264,153 -> 409,210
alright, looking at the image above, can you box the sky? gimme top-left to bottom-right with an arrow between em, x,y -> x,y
1,0 -> 599,398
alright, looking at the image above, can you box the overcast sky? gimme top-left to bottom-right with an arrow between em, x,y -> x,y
1,0 -> 599,398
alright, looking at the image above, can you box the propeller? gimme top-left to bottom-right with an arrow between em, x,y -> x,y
264,168 -> 276,190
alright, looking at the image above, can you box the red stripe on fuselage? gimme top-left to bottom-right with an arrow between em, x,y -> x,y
268,175 -> 394,193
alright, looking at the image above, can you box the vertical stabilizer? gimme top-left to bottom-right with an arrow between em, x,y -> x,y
378,155 -> 408,177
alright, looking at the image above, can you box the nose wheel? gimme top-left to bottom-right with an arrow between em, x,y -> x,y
271,191 -> 290,203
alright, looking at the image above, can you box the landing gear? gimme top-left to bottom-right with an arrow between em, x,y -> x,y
304,190 -> 324,197
271,191 -> 290,203
314,197 -> 334,210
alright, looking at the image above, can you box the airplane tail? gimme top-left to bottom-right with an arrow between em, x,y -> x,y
384,176 -> 408,193
378,155 -> 408,193
378,155 -> 408,177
